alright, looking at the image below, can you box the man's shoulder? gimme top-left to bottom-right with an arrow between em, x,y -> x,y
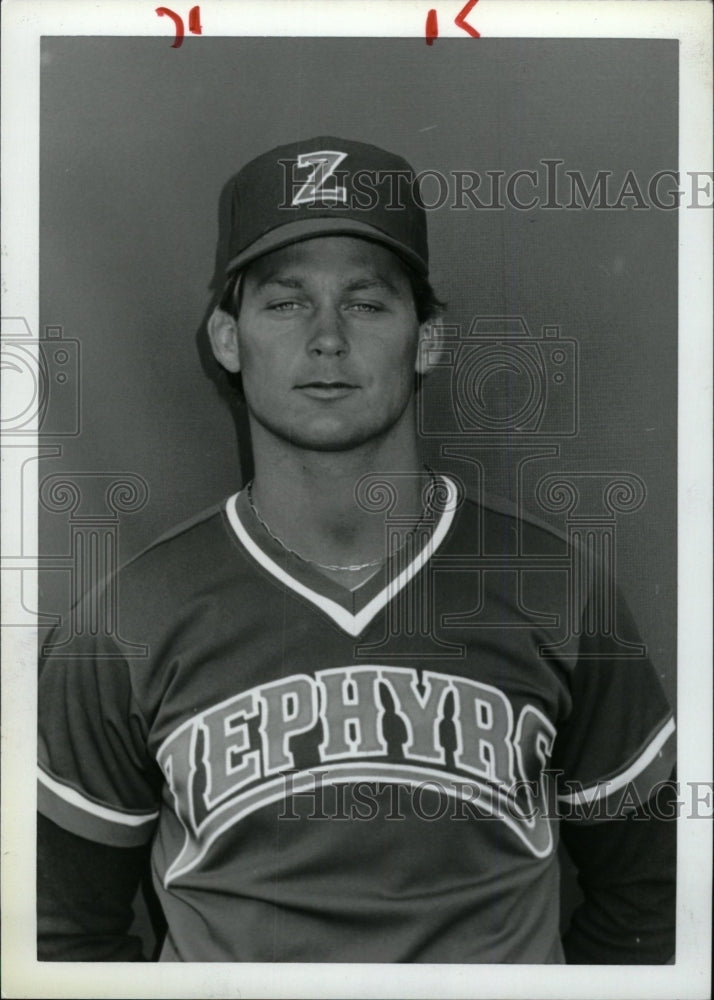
119,497 -> 237,583
453,486 -> 569,554
141,500 -> 229,550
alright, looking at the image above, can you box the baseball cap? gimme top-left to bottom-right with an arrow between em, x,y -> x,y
224,136 -> 429,277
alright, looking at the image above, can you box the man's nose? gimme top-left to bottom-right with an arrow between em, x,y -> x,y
306,306 -> 349,357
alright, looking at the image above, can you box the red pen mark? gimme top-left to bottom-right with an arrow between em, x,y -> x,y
188,5 -> 202,35
425,8 -> 438,45
155,5 -> 202,48
454,0 -> 480,38
156,7 -> 184,48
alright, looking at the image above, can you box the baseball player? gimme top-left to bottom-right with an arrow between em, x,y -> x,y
37,136 -> 676,963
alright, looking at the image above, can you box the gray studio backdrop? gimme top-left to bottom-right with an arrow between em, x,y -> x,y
38,36 -> 677,947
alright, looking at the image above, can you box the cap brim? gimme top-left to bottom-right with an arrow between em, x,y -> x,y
225,217 -> 428,276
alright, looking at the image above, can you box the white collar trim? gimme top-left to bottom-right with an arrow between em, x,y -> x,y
225,476 -> 458,637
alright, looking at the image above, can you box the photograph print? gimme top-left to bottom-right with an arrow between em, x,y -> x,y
26,22 -> 688,979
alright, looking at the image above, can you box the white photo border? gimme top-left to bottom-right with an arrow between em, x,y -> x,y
1,1 -> 711,997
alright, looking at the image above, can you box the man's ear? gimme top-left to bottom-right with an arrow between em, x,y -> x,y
415,319 -> 447,376
207,308 -> 241,373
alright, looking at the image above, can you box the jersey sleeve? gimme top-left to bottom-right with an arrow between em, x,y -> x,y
552,583 -> 675,822
37,813 -> 151,961
560,786 -> 676,963
38,613 -> 161,848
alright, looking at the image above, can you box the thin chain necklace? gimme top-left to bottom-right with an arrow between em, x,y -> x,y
245,478 -> 434,573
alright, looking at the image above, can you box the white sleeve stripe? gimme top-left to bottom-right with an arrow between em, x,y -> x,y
557,715 -> 676,806
38,768 -> 159,827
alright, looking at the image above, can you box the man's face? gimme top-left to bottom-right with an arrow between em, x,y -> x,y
221,236 -> 428,453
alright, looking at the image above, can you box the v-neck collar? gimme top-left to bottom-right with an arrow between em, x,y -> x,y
224,475 -> 459,637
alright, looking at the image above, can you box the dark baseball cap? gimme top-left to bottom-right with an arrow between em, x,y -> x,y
224,136 -> 429,277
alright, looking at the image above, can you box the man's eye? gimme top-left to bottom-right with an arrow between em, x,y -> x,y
348,302 -> 382,313
268,301 -> 302,312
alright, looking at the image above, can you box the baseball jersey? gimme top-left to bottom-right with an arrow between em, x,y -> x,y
38,475 -> 675,963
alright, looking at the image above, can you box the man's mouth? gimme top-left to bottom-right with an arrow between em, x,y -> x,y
296,381 -> 359,399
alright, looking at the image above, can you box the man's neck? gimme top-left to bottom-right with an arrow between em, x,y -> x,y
247,423 -> 430,573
